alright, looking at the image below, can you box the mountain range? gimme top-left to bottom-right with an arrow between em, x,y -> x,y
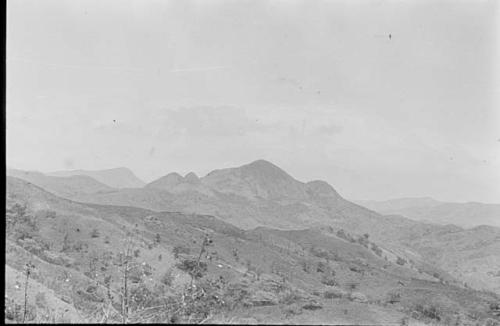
355,198 -> 500,228
7,160 -> 500,296
5,175 -> 500,324
47,167 -> 145,188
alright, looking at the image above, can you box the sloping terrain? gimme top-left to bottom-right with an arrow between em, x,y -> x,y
356,198 -> 500,228
47,167 -> 145,188
24,160 -> 496,296
7,168 -> 115,198
6,176 -> 500,324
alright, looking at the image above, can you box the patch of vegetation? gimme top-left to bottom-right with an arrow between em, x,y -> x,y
371,243 -> 383,257
173,245 -> 191,259
321,275 -> 338,286
396,256 -> 407,266
7,203 -> 39,242
90,228 -> 100,238
411,302 -> 442,321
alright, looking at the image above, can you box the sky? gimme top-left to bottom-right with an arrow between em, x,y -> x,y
7,0 -> 500,203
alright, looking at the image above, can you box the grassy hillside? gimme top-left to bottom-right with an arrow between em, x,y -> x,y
5,176 -> 500,324
33,160 -> 498,297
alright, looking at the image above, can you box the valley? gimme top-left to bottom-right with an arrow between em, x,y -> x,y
5,160 -> 500,324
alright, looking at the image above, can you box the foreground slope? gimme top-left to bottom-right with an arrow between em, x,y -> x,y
6,176 -> 500,324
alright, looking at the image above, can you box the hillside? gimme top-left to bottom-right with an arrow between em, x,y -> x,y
355,198 -> 500,228
57,160 -> 500,295
74,160 -> 370,230
7,168 -> 115,198
48,167 -> 145,188
5,176 -> 500,324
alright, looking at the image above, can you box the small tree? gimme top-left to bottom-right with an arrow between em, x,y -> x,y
23,261 -> 35,323
61,233 -> 71,252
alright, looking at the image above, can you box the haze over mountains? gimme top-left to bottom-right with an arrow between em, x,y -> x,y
356,198 -> 500,229
7,159 -> 500,297
48,167 -> 145,188
7,175 -> 500,324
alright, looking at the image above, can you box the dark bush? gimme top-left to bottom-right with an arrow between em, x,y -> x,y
371,243 -> 383,257
321,275 -> 337,286
176,259 -> 207,279
161,269 -> 174,286
90,228 -> 100,238
413,303 -> 441,321
316,261 -> 327,273
302,302 -> 323,310
396,256 -> 406,266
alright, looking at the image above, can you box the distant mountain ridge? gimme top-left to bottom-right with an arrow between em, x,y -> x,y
7,176 -> 500,324
6,159 -> 500,295
6,168 -> 114,198
355,197 -> 500,228
48,167 -> 145,188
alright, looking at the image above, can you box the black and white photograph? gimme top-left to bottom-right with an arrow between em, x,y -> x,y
5,0 -> 500,324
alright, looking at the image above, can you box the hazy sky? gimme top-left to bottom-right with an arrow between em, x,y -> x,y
7,0 -> 500,203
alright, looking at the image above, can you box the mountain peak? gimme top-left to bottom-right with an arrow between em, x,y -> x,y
145,172 -> 183,190
239,160 -> 292,180
184,172 -> 200,184
202,159 -> 307,200
306,180 -> 341,198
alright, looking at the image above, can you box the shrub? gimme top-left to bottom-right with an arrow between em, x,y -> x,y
371,243 -> 383,257
176,259 -> 207,279
130,284 -> 156,311
396,256 -> 406,266
336,229 -> 349,241
321,275 -> 337,286
302,302 -> 323,310
134,249 -> 140,258
61,233 -> 71,252
412,303 -> 442,321
282,304 -> 303,317
173,246 -> 191,259
316,261 -> 327,273
386,292 -> 401,304
357,236 -> 369,248
324,289 -> 343,299
299,259 -> 310,273
90,228 -> 100,238
232,248 -> 239,261
104,236 -> 110,244
7,203 -> 39,241
310,247 -> 329,259
161,269 -> 175,286
4,298 -> 23,321
129,267 -> 143,284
